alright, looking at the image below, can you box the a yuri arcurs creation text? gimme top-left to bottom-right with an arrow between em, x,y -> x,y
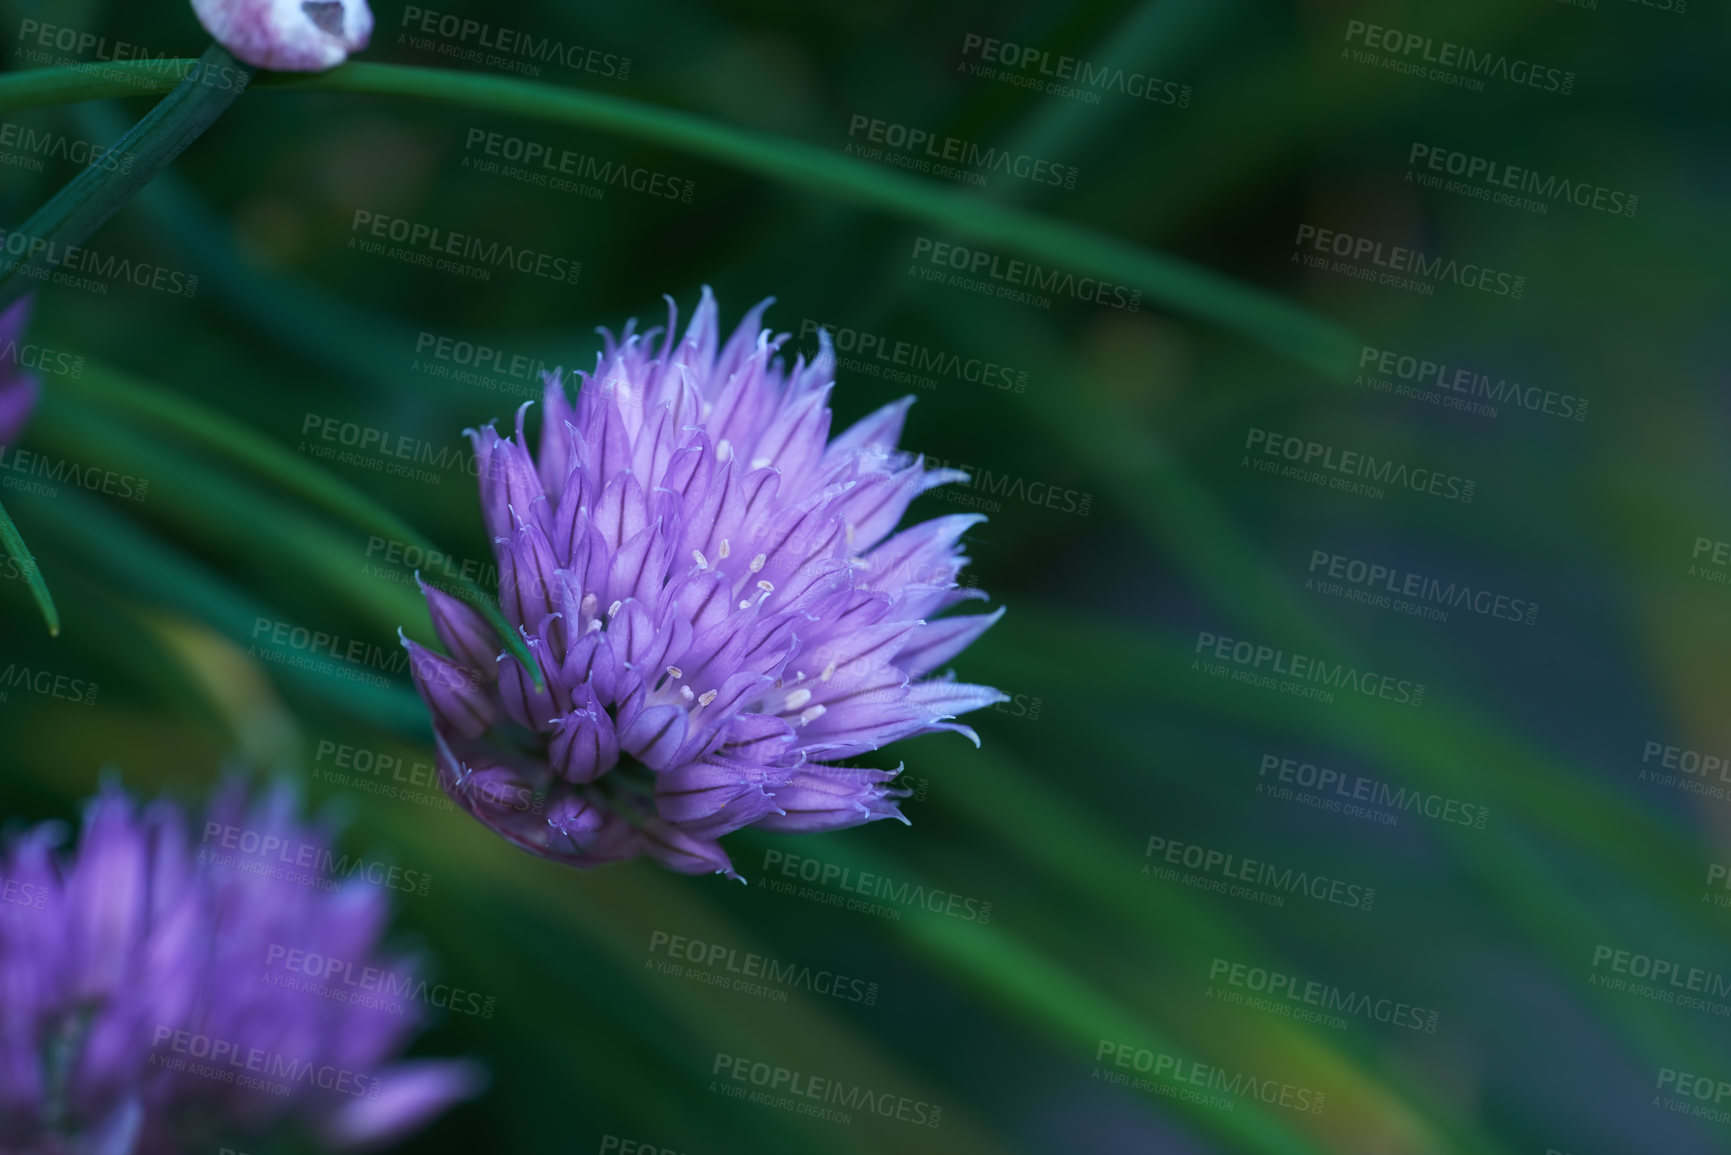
403,291 -> 1006,880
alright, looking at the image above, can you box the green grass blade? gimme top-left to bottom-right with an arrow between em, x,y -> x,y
0,45 -> 252,312
59,361 -> 539,686
267,63 -> 1357,377
0,495 -> 58,635
0,59 -> 1357,376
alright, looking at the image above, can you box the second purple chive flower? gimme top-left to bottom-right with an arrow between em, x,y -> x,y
0,778 -> 480,1154
405,291 -> 1006,879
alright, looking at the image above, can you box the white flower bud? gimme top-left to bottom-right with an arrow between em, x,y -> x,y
191,0 -> 373,71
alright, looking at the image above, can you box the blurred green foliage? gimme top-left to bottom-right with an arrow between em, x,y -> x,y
2,0 -> 1729,1152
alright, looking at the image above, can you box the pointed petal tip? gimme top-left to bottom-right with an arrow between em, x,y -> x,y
941,722 -> 984,748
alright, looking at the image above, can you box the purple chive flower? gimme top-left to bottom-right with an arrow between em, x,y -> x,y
191,0 -> 373,71
406,290 -> 1006,880
0,297 -> 42,447
0,778 -> 481,1154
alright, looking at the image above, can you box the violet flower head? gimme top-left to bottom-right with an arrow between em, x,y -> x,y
0,297 -> 42,447
191,0 -> 373,71
406,290 -> 1006,880
0,778 -> 481,1154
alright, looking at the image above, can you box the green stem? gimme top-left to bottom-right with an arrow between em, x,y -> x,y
285,65 -> 1359,377
0,494 -> 58,635
0,45 -> 253,312
0,59 -> 1358,377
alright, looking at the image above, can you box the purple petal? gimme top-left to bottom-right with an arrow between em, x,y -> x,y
322,1060 -> 486,1148
638,818 -> 738,879
549,686 -> 620,783
404,635 -> 495,739
496,637 -> 562,731
618,704 -> 689,771
755,766 -> 909,833
895,606 -> 1006,678
418,580 -> 502,678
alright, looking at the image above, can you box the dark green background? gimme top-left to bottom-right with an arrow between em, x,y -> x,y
2,0 -> 1727,1151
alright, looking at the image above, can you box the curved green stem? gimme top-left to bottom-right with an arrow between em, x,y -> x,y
0,59 -> 1358,377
